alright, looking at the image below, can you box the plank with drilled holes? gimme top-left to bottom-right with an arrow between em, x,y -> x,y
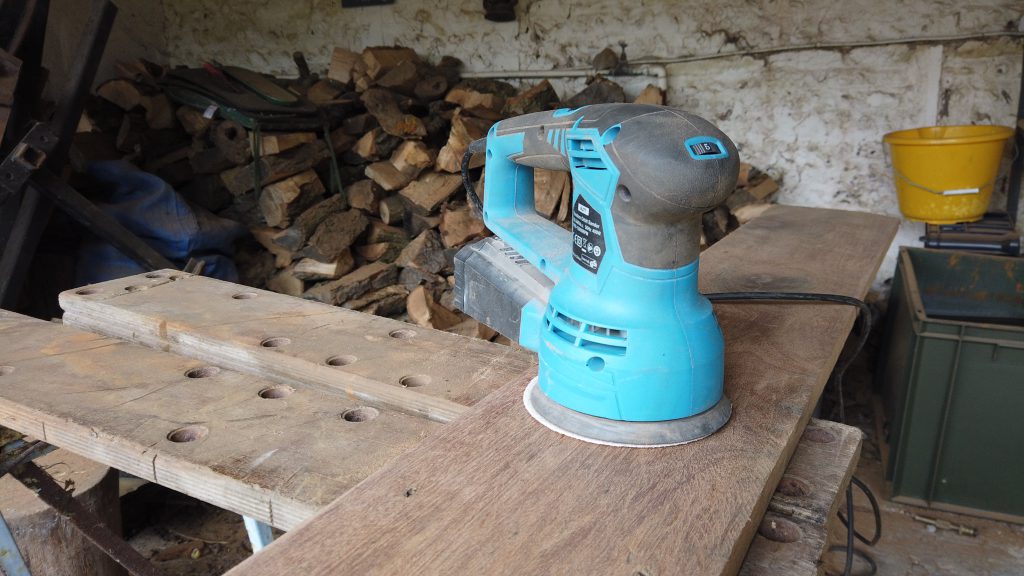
740,418 -> 863,575
0,306 -> 857,574
0,310 -> 440,530
221,206 -> 896,576
59,271 -> 536,423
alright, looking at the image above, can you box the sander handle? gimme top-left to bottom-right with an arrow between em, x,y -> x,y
481,108 -> 584,284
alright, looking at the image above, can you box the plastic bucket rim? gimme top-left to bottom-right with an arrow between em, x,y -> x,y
883,124 -> 1014,146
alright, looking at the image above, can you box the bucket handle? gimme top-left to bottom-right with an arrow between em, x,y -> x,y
883,139 -> 1019,196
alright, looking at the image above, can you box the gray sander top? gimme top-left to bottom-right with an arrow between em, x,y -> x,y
496,104 -> 740,269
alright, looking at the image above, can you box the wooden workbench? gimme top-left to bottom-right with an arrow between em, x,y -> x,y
0,205 -> 895,574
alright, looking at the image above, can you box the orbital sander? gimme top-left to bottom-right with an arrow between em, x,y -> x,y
454,104 -> 739,447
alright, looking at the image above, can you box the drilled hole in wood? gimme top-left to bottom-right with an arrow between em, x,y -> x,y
124,285 -> 146,292
75,288 -> 99,295
232,292 -> 258,300
803,427 -> 836,444
259,386 -> 294,399
758,516 -> 801,543
342,407 -> 379,422
145,272 -> 168,279
166,425 -> 208,443
326,355 -> 356,367
777,475 -> 811,497
400,374 -> 430,388
389,329 -> 416,340
0,366 -> 14,376
260,337 -> 291,348
185,366 -> 221,379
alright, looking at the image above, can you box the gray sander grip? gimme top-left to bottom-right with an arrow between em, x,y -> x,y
494,104 -> 739,269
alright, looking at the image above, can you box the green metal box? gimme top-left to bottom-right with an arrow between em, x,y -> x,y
879,247 -> 1024,521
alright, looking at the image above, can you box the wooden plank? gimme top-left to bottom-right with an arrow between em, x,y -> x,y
0,309 -> 859,574
223,206 -> 897,576
741,419 -> 862,576
0,311 -> 440,530
59,271 -> 536,423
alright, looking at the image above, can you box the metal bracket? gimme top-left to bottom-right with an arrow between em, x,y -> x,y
0,122 -> 58,206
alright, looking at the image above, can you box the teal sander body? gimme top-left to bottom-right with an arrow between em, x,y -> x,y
453,104 -> 739,447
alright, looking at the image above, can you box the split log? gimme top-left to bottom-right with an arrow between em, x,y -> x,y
564,76 -> 625,108
258,170 -> 325,227
274,193 -> 348,252
504,79 -> 560,116
176,107 -> 211,137
633,84 -> 665,105
361,88 -> 426,139
342,285 -> 409,316
304,261 -> 399,305
733,203 -> 774,225
306,80 -> 343,104
303,209 -> 369,262
398,172 -> 464,215
395,229 -> 446,274
745,174 -> 780,201
220,140 -> 329,195
293,251 -> 355,281
534,169 -> 569,219
189,146 -> 236,174
414,76 -> 448,102
435,111 -> 492,173
362,47 -> 420,80
342,113 -> 378,136
356,242 -> 402,263
445,318 -> 497,341
439,205 -> 487,248
390,141 -> 435,177
259,132 -> 316,155
347,179 -> 386,213
405,213 -> 441,237
251,226 -> 295,269
96,79 -> 143,110
398,267 -> 445,290
364,219 -> 410,245
376,60 -> 419,95
144,94 -> 175,129
406,285 -> 464,330
328,48 -> 361,85
350,127 -> 402,162
557,178 -> 571,223
212,120 -> 250,165
365,161 -> 413,192
445,85 -> 505,120
267,266 -> 305,297
379,196 -> 405,226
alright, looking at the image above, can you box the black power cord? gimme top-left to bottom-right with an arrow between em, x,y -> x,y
462,138 -> 487,217
703,291 -> 871,423
702,292 -> 882,576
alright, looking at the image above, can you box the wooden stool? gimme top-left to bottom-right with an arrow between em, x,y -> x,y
0,449 -> 125,576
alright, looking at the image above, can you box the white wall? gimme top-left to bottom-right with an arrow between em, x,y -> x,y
151,1 -> 1024,282
44,0 -> 167,93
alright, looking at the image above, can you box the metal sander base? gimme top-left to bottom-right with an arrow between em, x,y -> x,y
522,378 -> 732,448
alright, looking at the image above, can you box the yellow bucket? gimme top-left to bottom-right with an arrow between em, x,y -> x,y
883,125 -> 1013,224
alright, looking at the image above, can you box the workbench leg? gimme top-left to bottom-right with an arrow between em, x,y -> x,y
243,516 -> 274,553
0,509 -> 31,576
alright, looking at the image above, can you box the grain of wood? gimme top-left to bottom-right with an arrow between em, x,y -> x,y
222,206 -> 897,576
740,419 -> 862,576
60,271 -> 537,423
0,312 -> 440,531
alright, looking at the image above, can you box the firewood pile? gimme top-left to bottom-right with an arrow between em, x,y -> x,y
77,46 -> 779,341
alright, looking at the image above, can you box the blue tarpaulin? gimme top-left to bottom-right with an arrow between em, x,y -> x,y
76,161 -> 247,285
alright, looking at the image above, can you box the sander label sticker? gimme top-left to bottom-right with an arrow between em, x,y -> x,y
571,195 -> 605,273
